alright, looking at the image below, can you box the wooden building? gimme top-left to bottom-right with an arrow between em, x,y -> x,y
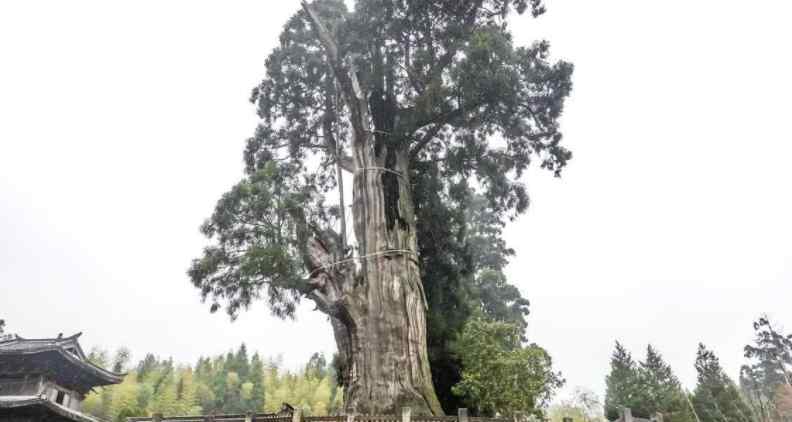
0,332 -> 124,422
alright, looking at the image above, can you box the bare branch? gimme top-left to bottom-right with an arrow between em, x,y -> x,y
302,0 -> 373,166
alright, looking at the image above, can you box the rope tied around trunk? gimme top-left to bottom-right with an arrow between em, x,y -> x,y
306,249 -> 417,279
353,166 -> 406,179
364,128 -> 392,136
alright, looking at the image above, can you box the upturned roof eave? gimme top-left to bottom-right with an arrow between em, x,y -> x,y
0,395 -> 106,422
0,346 -> 124,385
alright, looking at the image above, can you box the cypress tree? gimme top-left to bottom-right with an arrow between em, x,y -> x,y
188,0 -> 574,413
605,342 -> 646,420
640,345 -> 695,422
691,344 -> 753,422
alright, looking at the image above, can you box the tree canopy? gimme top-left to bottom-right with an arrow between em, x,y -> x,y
692,344 -> 753,422
604,342 -> 644,420
189,0 -> 573,319
189,0 -> 573,413
83,345 -> 342,421
451,318 -> 563,417
741,315 -> 792,422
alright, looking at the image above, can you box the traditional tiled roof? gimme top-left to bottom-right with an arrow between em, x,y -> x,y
0,395 -> 103,422
0,333 -> 124,394
0,333 -> 87,357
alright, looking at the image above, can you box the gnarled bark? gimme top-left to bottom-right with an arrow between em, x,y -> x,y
300,1 -> 443,415
306,150 -> 441,415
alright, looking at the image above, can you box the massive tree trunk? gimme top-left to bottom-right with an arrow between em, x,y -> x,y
341,148 -> 440,415
311,148 -> 441,415
300,1 -> 443,415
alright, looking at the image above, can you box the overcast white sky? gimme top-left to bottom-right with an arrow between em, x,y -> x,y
1,0 -> 791,405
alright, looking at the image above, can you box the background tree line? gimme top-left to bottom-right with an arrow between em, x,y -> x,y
82,345 -> 343,421
602,315 -> 792,422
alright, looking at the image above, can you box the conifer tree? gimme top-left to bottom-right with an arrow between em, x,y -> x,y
692,344 -> 753,422
112,348 -> 132,374
235,344 -> 251,382
740,365 -> 774,422
188,0 -> 573,413
744,316 -> 792,387
640,345 -> 695,422
604,342 -> 645,420
742,315 -> 792,422
250,353 -> 266,412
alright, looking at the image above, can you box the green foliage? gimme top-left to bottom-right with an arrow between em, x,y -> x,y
191,0 -> 573,412
191,0 -> 572,323
188,162 -> 331,319
604,342 -> 644,420
419,190 -> 533,412
639,346 -> 695,422
740,365 -> 775,422
741,315 -> 792,422
451,318 -> 563,417
604,343 -> 693,422
83,345 -> 341,421
692,344 -> 753,422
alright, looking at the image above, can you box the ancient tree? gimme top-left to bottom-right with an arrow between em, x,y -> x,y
190,0 -> 573,415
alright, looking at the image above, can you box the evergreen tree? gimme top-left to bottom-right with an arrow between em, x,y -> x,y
112,347 -> 132,374
306,353 -> 329,380
188,0 -> 573,413
604,342 -> 645,420
137,354 -> 160,382
640,345 -> 695,422
692,344 -> 753,422
742,315 -> 792,422
88,347 -> 111,369
740,365 -> 774,422
235,344 -> 251,382
420,191 -> 532,412
744,316 -> 792,387
250,353 -> 266,412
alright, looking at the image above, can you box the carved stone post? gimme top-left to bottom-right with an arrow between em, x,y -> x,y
292,408 -> 303,422
458,408 -> 469,422
402,407 -> 412,422
622,408 -> 633,422
152,414 -> 163,422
